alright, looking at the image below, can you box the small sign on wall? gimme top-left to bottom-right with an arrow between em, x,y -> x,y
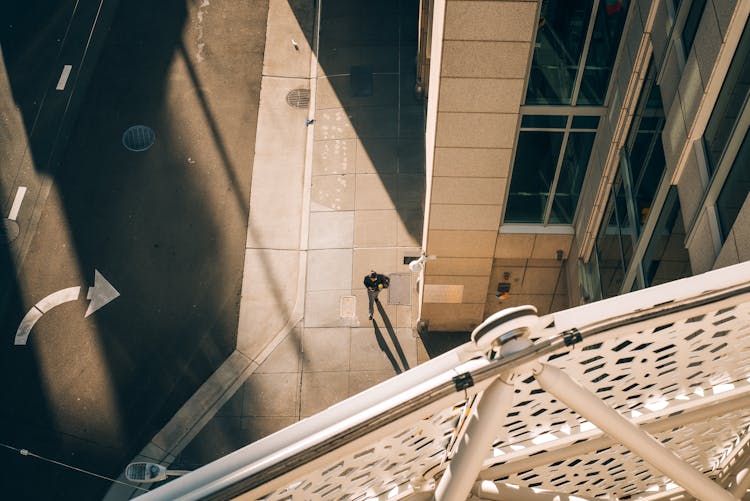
423,284 -> 464,303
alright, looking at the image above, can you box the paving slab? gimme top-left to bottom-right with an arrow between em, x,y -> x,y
311,173 -> 356,211
308,211 -> 355,248
352,248 -> 399,288
355,137 -> 399,173
236,249 -> 301,358
300,370 -> 350,416
254,331 -> 303,373
355,173 -> 398,210
305,289 -> 358,327
302,327 -> 351,371
313,138 -> 356,175
354,209 -> 400,247
316,74 -> 399,109
307,248 -> 353,291
317,46 -> 399,74
242,372 -> 300,417
241,416 -> 299,444
348,370 -> 396,396
263,0 -> 314,78
350,326 -> 415,372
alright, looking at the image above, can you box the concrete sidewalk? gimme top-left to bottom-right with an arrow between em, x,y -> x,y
105,1 -> 427,497
175,0 -> 428,462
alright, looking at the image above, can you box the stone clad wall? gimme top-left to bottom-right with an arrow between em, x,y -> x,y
421,0 -> 539,331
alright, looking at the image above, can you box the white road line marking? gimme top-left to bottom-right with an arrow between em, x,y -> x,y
56,65 -> 73,90
8,186 -> 27,220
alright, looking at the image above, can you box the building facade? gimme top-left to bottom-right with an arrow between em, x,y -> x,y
417,0 -> 750,332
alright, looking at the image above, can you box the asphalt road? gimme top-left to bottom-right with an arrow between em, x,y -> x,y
0,0 -> 268,498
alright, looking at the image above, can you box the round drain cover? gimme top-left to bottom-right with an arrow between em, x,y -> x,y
122,125 -> 156,152
3,218 -> 20,242
286,88 -> 310,109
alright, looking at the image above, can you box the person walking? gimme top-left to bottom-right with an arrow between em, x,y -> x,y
364,270 -> 387,320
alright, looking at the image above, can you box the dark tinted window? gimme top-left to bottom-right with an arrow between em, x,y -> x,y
642,186 -> 691,287
505,132 -> 564,223
526,0 -> 595,104
549,132 -> 596,223
521,115 -> 568,128
578,0 -> 631,105
682,0 -> 707,55
717,129 -> 750,238
704,20 -> 750,175
571,115 -> 601,129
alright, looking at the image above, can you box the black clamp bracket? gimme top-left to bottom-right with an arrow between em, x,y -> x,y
453,372 -> 474,391
562,328 -> 583,346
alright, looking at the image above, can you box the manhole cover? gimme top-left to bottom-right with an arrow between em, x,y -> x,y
286,88 -> 310,109
122,125 -> 156,152
2,218 -> 20,242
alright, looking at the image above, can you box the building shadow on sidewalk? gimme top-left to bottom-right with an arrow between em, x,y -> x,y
372,301 -> 409,373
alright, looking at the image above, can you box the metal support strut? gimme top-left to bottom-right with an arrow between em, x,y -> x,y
534,364 -> 737,501
432,375 -> 515,501
433,307 -> 538,501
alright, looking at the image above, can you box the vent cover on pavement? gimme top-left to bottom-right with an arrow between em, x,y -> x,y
122,125 -> 156,152
286,88 -> 310,109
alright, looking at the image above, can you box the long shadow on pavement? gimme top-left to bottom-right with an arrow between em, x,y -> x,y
375,299 -> 409,372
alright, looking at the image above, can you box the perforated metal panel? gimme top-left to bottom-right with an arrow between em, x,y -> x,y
257,408 -> 462,501
141,263 -> 750,501
250,300 -> 750,501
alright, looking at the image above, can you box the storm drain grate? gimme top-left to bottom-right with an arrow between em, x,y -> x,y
286,88 -> 310,109
122,125 -> 156,152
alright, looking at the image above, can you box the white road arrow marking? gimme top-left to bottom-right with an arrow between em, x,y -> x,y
85,269 -> 120,317
15,287 -> 81,345
14,270 -> 120,345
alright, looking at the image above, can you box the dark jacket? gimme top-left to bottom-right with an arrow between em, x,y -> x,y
364,274 -> 387,291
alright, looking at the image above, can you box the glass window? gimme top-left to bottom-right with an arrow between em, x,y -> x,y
641,186 -> 691,287
703,20 -> 750,176
596,190 -> 626,298
716,128 -> 750,239
614,173 -> 634,268
526,0 -> 595,105
571,115 -> 601,129
521,115 -> 568,128
506,119 -> 597,224
625,60 -> 666,231
578,0 -> 631,105
594,171 -> 634,298
549,132 -> 596,223
681,0 -> 707,55
505,131 -> 564,223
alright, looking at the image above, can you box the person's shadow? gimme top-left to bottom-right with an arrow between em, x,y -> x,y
371,300 -> 410,374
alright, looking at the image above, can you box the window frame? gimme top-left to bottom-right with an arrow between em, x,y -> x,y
504,109 -> 601,225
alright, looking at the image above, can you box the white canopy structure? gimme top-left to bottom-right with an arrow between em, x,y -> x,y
138,261 -> 750,501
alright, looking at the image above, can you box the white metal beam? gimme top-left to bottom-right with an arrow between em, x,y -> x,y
534,363 -> 737,501
433,376 -> 516,501
480,386 -> 750,479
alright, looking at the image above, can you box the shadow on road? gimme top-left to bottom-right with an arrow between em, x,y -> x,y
0,0 -> 270,498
